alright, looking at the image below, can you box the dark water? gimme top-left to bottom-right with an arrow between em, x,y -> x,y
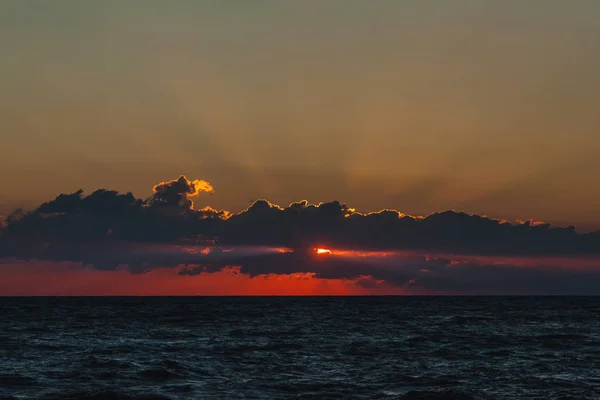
1,297 -> 600,400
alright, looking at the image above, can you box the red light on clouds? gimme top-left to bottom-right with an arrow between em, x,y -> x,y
0,261 -> 406,296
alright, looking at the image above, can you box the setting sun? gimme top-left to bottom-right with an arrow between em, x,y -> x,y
316,248 -> 332,255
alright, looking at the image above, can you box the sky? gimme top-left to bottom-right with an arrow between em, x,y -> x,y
1,1 -> 599,230
1,2 -> 600,295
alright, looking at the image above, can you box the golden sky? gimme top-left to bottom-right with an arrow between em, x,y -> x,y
1,1 -> 599,230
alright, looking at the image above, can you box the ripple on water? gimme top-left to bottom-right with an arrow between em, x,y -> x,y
1,297 -> 600,400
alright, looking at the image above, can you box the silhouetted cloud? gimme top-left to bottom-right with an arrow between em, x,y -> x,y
3,178 -> 600,295
2,249 -> 600,295
2,174 -> 600,295
2,175 -> 599,257
0,215 -> 6,237
150,175 -> 214,210
408,259 -> 600,295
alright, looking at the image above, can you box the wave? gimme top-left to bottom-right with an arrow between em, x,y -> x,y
223,342 -> 305,354
138,368 -> 181,381
396,389 -> 479,399
0,374 -> 38,387
38,391 -> 173,400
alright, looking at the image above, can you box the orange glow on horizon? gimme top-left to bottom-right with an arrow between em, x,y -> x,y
0,261 -> 406,296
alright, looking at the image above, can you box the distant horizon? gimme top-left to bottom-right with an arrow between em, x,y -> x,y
2,294 -> 599,298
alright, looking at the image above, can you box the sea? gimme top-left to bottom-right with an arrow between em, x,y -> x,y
1,297 -> 599,399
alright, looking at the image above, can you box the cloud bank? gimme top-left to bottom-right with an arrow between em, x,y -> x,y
3,175 -> 599,254
1,175 -> 599,295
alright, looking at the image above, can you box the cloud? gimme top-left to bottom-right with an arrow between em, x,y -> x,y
2,175 -> 599,254
11,250 -> 600,296
37,189 -> 142,215
410,260 -> 600,295
150,175 -> 214,210
4,241 -> 600,295
1,174 -> 600,294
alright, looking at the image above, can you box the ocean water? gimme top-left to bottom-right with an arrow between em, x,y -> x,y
1,297 -> 599,400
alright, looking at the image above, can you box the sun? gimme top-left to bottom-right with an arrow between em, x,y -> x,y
316,248 -> 332,255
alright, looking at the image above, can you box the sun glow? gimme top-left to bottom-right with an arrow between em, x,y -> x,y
316,248 -> 332,255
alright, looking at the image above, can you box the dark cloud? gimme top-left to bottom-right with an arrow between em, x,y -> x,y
150,175 -> 214,210
37,190 -> 85,214
3,241 -> 600,294
1,175 -> 599,263
410,261 -> 600,295
2,168 -> 600,295
0,215 -> 6,238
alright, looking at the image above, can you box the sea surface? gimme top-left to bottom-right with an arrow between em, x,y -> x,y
1,297 -> 600,399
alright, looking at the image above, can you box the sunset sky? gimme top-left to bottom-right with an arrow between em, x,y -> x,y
2,2 -> 600,295
1,1 -> 600,230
